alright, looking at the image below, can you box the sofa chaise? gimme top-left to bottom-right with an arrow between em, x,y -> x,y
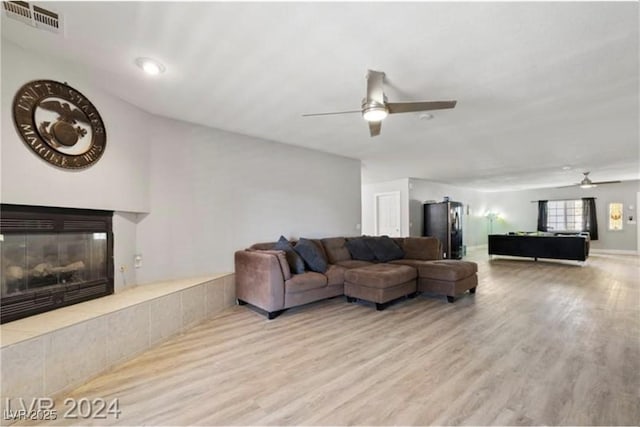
234,236 -> 478,319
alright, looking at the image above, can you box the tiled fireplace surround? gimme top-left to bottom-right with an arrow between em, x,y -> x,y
0,273 -> 236,413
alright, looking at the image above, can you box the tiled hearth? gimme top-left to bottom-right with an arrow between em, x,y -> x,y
0,274 -> 235,410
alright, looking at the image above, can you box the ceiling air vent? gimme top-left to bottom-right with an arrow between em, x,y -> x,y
2,1 -> 61,33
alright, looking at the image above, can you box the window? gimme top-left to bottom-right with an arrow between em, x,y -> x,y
546,199 -> 584,232
537,198 -> 597,240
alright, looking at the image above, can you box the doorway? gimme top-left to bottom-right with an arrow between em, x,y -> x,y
374,191 -> 401,237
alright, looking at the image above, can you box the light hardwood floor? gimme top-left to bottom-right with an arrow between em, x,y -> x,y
17,251 -> 640,426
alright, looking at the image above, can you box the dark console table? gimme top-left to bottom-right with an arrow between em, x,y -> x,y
488,234 -> 589,262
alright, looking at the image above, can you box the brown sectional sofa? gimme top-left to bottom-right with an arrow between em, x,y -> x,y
234,237 -> 478,319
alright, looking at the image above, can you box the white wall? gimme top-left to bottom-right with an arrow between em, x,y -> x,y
2,39 -> 152,290
361,177 -> 489,246
363,177 -> 639,252
1,41 -> 150,213
361,178 -> 410,236
363,177 -> 501,247
2,40 -> 363,287
482,180 -> 640,252
408,178 -> 489,247
135,117 -> 361,284
112,212 -> 138,290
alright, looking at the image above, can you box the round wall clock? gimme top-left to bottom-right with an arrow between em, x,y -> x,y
12,80 -> 107,169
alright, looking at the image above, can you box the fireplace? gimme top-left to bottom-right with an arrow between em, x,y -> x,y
1,204 -> 114,323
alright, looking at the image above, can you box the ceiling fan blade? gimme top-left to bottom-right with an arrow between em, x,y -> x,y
592,180 -> 622,185
366,70 -> 385,104
387,100 -> 457,114
556,180 -> 622,189
369,121 -> 382,137
302,110 -> 362,117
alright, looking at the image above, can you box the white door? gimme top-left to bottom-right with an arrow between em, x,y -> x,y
374,191 -> 401,236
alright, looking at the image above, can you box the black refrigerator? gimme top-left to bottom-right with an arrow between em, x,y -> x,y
423,201 -> 463,259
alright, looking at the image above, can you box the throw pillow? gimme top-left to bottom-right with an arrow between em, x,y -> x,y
403,237 -> 441,260
274,236 -> 306,274
293,238 -> 328,273
365,236 -> 405,262
345,237 -> 377,261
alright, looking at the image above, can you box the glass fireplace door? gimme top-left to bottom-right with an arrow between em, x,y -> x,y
2,232 -> 108,297
1,204 -> 113,323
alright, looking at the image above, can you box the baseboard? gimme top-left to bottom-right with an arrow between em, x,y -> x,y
465,244 -> 488,251
591,249 -> 639,256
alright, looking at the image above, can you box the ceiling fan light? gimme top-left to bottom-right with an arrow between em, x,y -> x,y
363,106 -> 388,122
580,178 -> 596,188
579,172 -> 596,189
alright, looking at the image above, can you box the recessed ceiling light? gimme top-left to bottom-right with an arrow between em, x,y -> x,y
561,165 -> 572,170
135,57 -> 165,76
419,113 -> 434,120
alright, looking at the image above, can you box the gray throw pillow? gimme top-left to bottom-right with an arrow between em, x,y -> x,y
365,236 -> 404,262
293,238 -> 328,273
274,236 -> 306,274
345,237 -> 377,261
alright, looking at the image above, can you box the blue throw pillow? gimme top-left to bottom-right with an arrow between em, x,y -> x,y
365,236 -> 404,262
345,237 -> 377,261
293,238 -> 328,273
274,236 -> 306,274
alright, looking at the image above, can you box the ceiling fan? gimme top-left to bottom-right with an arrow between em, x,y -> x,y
302,70 -> 457,137
559,172 -> 621,189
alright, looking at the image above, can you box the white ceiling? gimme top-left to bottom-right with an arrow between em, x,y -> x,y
2,1 -> 638,191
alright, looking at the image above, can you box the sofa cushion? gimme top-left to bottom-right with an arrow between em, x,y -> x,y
250,242 -> 277,250
365,236 -> 405,262
391,259 -> 477,281
345,237 -> 377,261
335,259 -> 375,269
392,237 -> 404,249
402,237 -> 442,260
258,249 -> 292,281
324,264 -> 346,286
274,236 -> 306,274
344,264 -> 417,289
309,239 -> 328,261
388,259 -> 430,270
294,238 -> 328,273
285,272 -> 328,293
321,237 -> 352,263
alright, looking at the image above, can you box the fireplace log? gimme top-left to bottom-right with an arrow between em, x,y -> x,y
6,266 -> 24,280
52,261 -> 86,273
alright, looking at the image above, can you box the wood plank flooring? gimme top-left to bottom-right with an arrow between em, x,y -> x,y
16,251 -> 640,426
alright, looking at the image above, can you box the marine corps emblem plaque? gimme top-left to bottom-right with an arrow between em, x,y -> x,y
13,80 -> 107,169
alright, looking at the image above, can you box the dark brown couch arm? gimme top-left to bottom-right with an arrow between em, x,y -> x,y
234,250 -> 286,312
